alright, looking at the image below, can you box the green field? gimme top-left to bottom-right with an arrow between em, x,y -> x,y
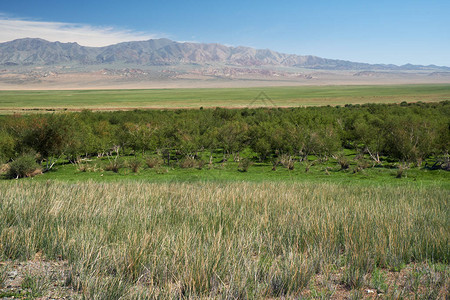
1,84 -> 450,113
15,153 -> 450,189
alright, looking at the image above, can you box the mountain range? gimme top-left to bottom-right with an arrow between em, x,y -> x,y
1,38 -> 448,71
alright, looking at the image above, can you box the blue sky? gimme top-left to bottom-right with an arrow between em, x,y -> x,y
1,0 -> 449,66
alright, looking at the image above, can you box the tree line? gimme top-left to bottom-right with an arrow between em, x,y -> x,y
0,101 -> 449,169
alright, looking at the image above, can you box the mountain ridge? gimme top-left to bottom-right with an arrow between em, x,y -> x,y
0,38 -> 448,71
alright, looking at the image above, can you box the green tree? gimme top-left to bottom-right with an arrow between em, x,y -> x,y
0,131 -> 16,163
354,114 -> 386,163
218,120 -> 249,161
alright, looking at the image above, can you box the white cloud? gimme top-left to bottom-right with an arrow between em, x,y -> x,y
0,16 -> 164,46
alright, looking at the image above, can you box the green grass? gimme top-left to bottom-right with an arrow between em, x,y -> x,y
1,84 -> 449,113
12,153 -> 449,189
0,180 -> 448,298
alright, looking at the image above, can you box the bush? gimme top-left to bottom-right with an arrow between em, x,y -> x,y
337,154 -> 350,170
196,159 -> 206,170
6,154 -> 41,179
105,159 -> 122,173
238,158 -> 253,172
356,158 -> 371,170
76,163 -> 100,173
280,154 -> 295,170
180,157 -> 196,169
76,163 -> 89,172
128,158 -> 142,173
145,157 -> 162,169
396,165 -> 405,178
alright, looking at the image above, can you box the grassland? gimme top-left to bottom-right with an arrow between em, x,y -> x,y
0,87 -> 448,298
13,154 -> 449,189
1,84 -> 449,113
0,180 -> 448,298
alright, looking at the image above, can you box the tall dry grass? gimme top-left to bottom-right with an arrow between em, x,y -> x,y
0,181 -> 448,298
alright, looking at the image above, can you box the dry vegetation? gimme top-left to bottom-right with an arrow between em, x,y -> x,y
0,181 -> 448,298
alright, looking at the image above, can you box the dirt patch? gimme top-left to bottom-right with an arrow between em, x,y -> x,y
298,263 -> 449,299
1,258 -> 447,299
0,253 -> 79,299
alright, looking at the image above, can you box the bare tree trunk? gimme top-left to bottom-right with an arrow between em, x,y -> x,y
366,147 -> 381,164
43,155 -> 60,172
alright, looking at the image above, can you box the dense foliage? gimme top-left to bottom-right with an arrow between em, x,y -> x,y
0,101 -> 448,168
5,153 -> 41,179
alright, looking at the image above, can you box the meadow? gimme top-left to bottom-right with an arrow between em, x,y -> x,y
0,89 -> 449,298
0,84 -> 450,113
0,180 -> 448,299
11,150 -> 450,188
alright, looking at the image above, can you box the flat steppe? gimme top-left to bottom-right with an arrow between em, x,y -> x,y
0,84 -> 449,114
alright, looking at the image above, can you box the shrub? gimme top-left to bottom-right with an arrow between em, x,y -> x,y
279,154 -> 294,169
128,158 -> 142,173
155,167 -> 168,174
105,160 -> 122,173
180,157 -> 196,169
74,159 -> 101,173
287,160 -> 295,170
195,159 -> 205,170
336,154 -> 350,170
238,158 -> 253,172
6,154 -> 41,179
356,158 -> 371,170
74,158 -> 89,172
339,158 -> 350,170
396,165 -> 405,178
77,163 -> 89,172
145,157 -> 162,169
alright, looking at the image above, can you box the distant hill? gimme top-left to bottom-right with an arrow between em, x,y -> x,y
1,38 -> 448,71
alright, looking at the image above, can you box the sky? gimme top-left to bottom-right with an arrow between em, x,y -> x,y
0,0 -> 449,66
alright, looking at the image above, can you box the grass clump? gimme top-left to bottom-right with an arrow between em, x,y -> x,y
21,274 -> 49,298
371,266 -> 388,293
